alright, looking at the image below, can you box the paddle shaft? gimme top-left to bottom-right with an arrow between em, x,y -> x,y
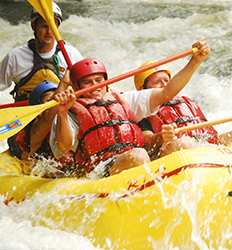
1,48 -> 195,110
175,116 -> 232,134
0,47 -> 197,141
0,47 -> 195,113
57,41 -> 72,69
0,100 -> 29,109
75,48 -> 197,97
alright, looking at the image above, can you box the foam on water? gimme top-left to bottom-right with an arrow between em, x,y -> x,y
0,196 -> 99,250
0,216 -> 98,250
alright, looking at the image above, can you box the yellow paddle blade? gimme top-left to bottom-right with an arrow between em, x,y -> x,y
0,100 -> 58,141
27,0 -> 52,22
27,0 -> 62,41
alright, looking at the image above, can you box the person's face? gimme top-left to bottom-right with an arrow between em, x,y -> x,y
34,17 -> 59,46
76,73 -> 107,99
145,71 -> 170,89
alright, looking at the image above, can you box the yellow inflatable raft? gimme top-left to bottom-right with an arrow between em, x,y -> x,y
0,145 -> 232,249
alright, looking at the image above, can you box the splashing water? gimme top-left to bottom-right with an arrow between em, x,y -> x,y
0,197 -> 99,250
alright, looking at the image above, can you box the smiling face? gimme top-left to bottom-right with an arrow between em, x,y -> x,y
144,71 -> 170,89
75,73 -> 107,99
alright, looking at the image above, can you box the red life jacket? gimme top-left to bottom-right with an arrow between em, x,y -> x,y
7,125 -> 31,160
7,125 -> 50,160
8,128 -> 74,170
71,92 -> 144,173
147,96 -> 218,144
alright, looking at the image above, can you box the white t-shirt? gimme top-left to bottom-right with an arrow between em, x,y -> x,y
0,41 -> 83,90
50,89 -> 159,158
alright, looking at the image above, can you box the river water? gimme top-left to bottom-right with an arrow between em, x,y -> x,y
0,0 -> 231,249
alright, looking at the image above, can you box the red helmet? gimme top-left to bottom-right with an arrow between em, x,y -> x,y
70,58 -> 108,84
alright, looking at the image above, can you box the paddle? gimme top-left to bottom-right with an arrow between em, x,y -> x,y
0,100 -> 57,141
27,0 -> 72,69
175,116 -> 232,134
0,48 -> 196,141
0,100 -> 29,109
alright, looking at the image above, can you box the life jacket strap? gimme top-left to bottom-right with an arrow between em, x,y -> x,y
85,100 -> 117,109
175,116 -> 207,125
162,98 -> 184,106
79,119 -> 136,149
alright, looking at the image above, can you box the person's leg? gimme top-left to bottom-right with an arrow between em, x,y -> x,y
109,148 -> 150,175
159,136 -> 201,157
218,131 -> 232,146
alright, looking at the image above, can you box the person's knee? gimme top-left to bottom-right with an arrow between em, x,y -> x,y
109,148 -> 150,175
159,136 -> 197,157
129,147 -> 150,163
